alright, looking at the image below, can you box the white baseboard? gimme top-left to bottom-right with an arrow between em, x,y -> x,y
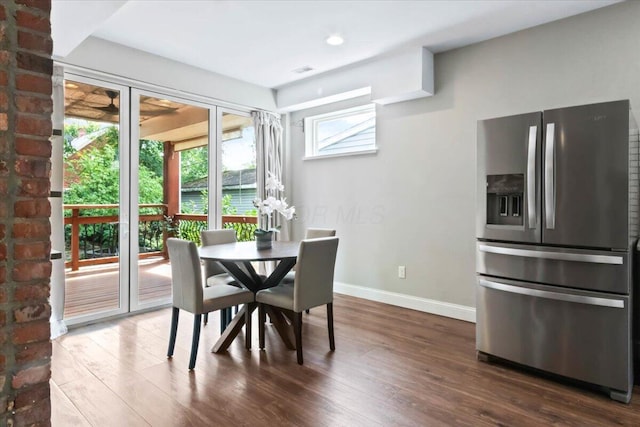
334,282 -> 476,323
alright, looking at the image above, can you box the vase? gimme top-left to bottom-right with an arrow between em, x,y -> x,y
255,230 -> 273,250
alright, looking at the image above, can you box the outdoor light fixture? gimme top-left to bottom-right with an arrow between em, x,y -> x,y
326,34 -> 344,46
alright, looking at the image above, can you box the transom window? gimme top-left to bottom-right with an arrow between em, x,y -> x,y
304,104 -> 377,159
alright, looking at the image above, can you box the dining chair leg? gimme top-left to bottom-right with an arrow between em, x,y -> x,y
293,312 -> 303,365
203,313 -> 209,325
327,303 -> 335,351
189,314 -> 202,370
245,304 -> 252,350
167,307 -> 179,358
258,304 -> 266,350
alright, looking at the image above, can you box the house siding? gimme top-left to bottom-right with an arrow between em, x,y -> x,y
181,188 -> 257,214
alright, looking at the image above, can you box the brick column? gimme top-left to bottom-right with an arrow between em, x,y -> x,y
0,1 -> 53,426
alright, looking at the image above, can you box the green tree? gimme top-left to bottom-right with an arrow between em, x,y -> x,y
139,139 -> 164,178
181,146 -> 208,184
64,124 -> 163,214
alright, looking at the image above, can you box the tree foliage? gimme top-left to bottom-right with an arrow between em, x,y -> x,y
64,123 -> 163,214
140,139 -> 164,178
181,146 -> 208,184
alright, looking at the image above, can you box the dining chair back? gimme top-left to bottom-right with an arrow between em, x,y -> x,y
169,237 -> 205,314
284,228 -> 336,314
293,237 -> 339,312
200,229 -> 238,329
201,229 -> 236,279
166,238 -> 254,370
286,227 -> 336,276
305,228 -> 336,239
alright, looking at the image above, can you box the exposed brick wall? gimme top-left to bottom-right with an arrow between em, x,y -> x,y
0,1 -> 53,426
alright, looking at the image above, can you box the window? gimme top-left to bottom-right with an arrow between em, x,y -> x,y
304,104 -> 376,159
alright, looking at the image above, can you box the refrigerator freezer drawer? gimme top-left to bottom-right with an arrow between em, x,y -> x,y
477,242 -> 629,294
476,277 -> 632,397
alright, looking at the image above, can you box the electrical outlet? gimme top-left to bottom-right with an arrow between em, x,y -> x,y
398,265 -> 406,279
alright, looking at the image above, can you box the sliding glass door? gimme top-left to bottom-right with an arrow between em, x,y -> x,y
214,109 -> 258,239
62,75 -> 130,324
60,72 -> 255,323
130,89 -> 212,311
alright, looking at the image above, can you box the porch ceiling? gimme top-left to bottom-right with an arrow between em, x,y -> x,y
64,80 -> 183,124
64,80 -> 251,146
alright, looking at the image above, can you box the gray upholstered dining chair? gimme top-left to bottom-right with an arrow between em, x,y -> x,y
282,228 -> 336,281
201,229 -> 237,286
256,236 -> 339,364
200,229 -> 237,329
282,228 -> 336,313
166,238 -> 254,370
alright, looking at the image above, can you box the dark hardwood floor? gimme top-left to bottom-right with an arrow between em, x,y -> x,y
51,294 -> 640,426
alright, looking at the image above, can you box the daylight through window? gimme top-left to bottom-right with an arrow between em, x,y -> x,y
304,104 -> 377,159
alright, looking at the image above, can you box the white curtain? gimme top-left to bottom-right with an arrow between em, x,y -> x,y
50,65 -> 67,338
253,110 -> 290,240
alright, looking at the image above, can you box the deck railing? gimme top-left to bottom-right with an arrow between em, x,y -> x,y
64,204 -> 258,271
171,213 -> 258,245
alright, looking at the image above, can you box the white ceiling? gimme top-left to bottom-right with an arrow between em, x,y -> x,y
52,0 -> 620,89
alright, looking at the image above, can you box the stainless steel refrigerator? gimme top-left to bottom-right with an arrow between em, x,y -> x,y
476,100 -> 638,403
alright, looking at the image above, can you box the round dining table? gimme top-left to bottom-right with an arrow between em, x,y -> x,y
199,240 -> 300,353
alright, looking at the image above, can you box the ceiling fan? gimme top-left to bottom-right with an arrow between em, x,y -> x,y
93,90 -> 120,114
91,90 -> 178,116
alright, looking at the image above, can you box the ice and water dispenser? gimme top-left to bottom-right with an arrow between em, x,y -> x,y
486,174 -> 524,226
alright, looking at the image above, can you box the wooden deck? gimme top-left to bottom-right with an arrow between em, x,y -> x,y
52,294 -> 640,426
64,258 -> 172,318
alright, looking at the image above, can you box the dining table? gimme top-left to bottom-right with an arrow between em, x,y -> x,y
199,240 -> 300,353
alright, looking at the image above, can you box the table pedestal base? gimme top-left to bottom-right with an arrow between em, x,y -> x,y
211,303 -> 297,353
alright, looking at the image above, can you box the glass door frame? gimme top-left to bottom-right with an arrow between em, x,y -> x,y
60,65 -> 255,322
212,107 -> 254,229
130,88 -> 221,312
63,72 -> 131,326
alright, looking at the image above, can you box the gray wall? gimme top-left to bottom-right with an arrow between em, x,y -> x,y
287,1 -> 640,310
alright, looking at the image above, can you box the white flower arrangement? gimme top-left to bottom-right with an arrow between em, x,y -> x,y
253,173 -> 295,235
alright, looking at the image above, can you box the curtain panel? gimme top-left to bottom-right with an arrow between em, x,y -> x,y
252,110 -> 290,240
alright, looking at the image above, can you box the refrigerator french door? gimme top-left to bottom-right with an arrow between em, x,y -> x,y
476,100 -> 637,403
542,102 -> 630,249
478,100 -> 631,249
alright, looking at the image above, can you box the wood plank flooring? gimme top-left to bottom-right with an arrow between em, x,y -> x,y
51,294 -> 640,426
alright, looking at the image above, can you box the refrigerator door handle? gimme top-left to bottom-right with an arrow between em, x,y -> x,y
544,122 -> 556,229
478,279 -> 625,308
527,125 -> 537,229
478,244 -> 624,265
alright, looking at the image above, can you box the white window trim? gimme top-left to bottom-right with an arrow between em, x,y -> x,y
304,103 -> 377,159
303,148 -> 378,161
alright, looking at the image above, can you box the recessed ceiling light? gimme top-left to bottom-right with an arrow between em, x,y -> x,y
65,82 -> 78,89
326,35 -> 344,46
293,66 -> 314,74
